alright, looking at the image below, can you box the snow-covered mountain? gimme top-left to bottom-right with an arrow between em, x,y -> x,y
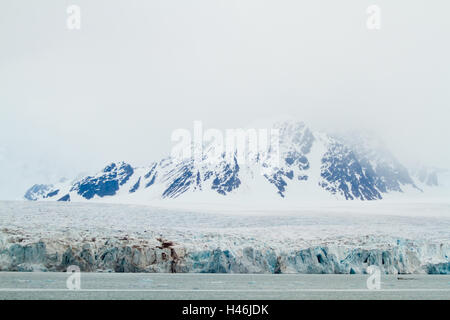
24,120 -> 444,204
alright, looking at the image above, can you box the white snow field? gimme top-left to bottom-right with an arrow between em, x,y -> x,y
0,200 -> 449,274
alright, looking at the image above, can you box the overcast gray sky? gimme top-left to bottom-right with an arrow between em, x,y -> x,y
1,0 -> 449,199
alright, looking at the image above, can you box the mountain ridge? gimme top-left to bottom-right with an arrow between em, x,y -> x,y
24,120 -> 444,204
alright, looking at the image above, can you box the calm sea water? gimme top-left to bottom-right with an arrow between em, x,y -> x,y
0,272 -> 449,300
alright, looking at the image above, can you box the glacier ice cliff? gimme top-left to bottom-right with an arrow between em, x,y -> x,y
1,201 -> 449,274
0,237 -> 448,274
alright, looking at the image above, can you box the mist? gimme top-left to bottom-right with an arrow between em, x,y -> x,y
1,0 -> 449,199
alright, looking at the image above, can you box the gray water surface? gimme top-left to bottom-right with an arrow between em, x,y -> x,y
0,272 -> 449,300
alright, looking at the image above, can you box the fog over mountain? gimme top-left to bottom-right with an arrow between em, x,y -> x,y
24,120 -> 450,205
1,0 -> 449,200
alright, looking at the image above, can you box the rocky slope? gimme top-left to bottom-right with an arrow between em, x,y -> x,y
24,121 -> 438,204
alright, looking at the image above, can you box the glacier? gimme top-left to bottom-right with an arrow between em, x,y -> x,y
1,201 -> 449,274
